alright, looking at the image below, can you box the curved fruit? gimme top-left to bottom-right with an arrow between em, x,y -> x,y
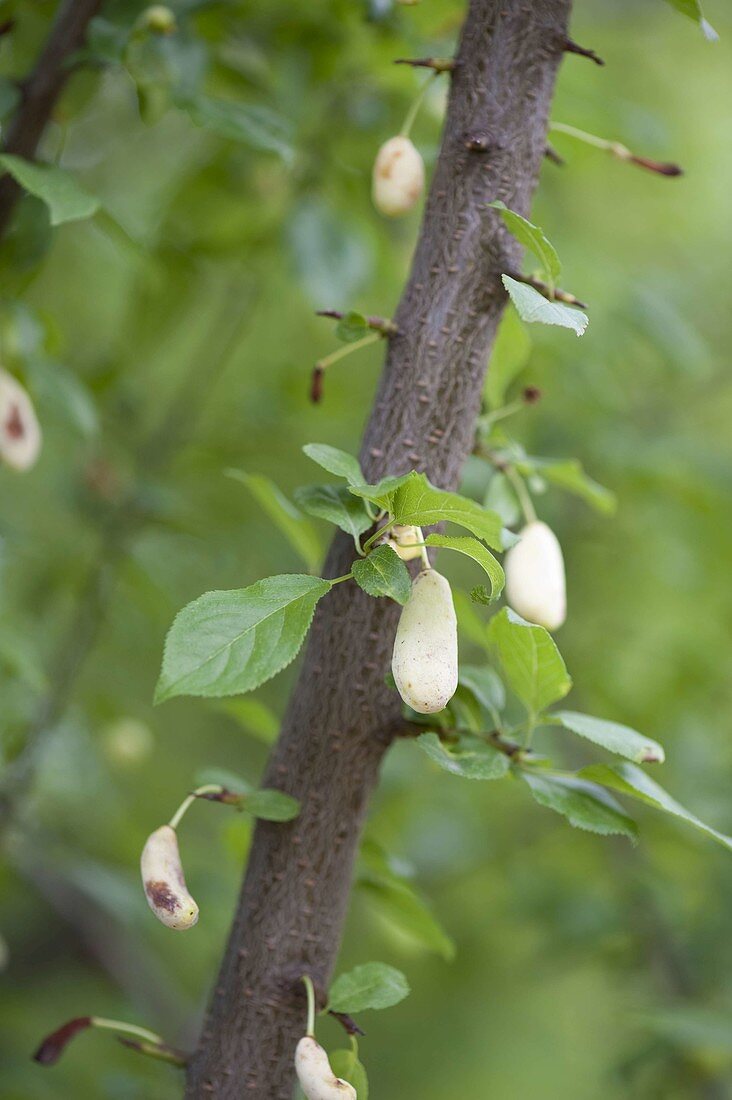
392,568 -> 458,714
372,136 -> 424,217
504,520 -> 566,631
295,1037 -> 357,1099
0,370 -> 42,472
140,825 -> 199,930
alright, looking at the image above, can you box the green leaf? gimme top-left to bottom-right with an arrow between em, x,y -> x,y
546,711 -> 665,764
0,155 -> 101,226
515,457 -> 616,515
329,1051 -> 369,1099
662,0 -> 718,40
357,471 -> 504,549
328,962 -> 410,1013
417,731 -> 509,780
424,534 -> 505,600
226,470 -> 322,572
489,201 -> 561,289
357,841 -> 455,960
155,575 -> 332,703
502,275 -> 588,336
335,310 -> 370,343
579,763 -> 732,852
458,664 -> 505,717
483,471 -> 521,527
522,771 -> 639,841
349,472 -> 416,509
302,443 -> 363,487
184,95 -> 294,161
358,878 -> 455,960
352,546 -> 411,604
206,697 -> 279,743
486,608 -> 572,718
294,484 -> 372,540
484,307 -> 532,409
471,585 -> 492,606
243,788 -> 300,821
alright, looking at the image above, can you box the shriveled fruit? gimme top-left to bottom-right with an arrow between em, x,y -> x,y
504,520 -> 566,631
372,136 -> 424,217
140,825 -> 199,930
295,1036 -> 357,1100
392,568 -> 458,714
0,369 -> 42,472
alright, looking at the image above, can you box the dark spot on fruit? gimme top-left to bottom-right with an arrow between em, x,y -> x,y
145,879 -> 178,912
4,403 -> 25,440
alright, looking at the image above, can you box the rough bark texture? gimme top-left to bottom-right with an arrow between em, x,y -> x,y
0,0 -> 102,238
185,1 -> 571,1095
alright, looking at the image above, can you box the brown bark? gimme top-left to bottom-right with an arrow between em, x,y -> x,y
185,1 -> 571,1095
0,0 -> 102,238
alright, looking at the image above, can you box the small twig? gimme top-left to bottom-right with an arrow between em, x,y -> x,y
544,143 -> 565,166
626,154 -> 683,178
315,310 -> 399,337
561,37 -> 605,66
393,56 -> 457,73
310,365 -> 325,404
504,269 -> 587,309
550,122 -> 683,178
487,731 -> 527,759
328,1011 -> 366,1037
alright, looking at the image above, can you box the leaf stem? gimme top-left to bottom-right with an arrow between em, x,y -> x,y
168,784 -> 224,830
317,332 -> 380,371
477,399 -> 526,433
400,71 -> 438,138
549,122 -> 682,177
330,572 -> 354,586
362,520 -> 395,555
504,465 -> 537,525
90,1018 -> 164,1046
550,121 -> 613,152
301,975 -> 316,1038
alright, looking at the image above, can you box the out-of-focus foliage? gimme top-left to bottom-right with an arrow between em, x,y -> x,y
1,0 -> 731,1097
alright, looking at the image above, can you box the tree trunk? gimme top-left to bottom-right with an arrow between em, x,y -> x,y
185,1 -> 571,1095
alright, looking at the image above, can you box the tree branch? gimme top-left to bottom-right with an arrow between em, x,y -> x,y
184,1 -> 572,1096
0,0 -> 102,238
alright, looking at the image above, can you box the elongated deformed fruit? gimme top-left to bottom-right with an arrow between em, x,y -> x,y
295,1037 -> 357,1099
0,369 -> 42,472
392,568 -> 458,714
372,136 -> 424,216
140,825 -> 199,930
388,524 -> 424,561
504,520 -> 566,631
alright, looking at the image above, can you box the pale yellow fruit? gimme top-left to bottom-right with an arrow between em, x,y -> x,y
389,524 -> 424,561
505,520 -> 566,631
140,825 -> 199,930
392,568 -> 458,714
372,136 -> 424,217
0,369 -> 42,472
295,1037 -> 356,1100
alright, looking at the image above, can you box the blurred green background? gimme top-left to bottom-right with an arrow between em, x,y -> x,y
1,0 -> 731,1096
